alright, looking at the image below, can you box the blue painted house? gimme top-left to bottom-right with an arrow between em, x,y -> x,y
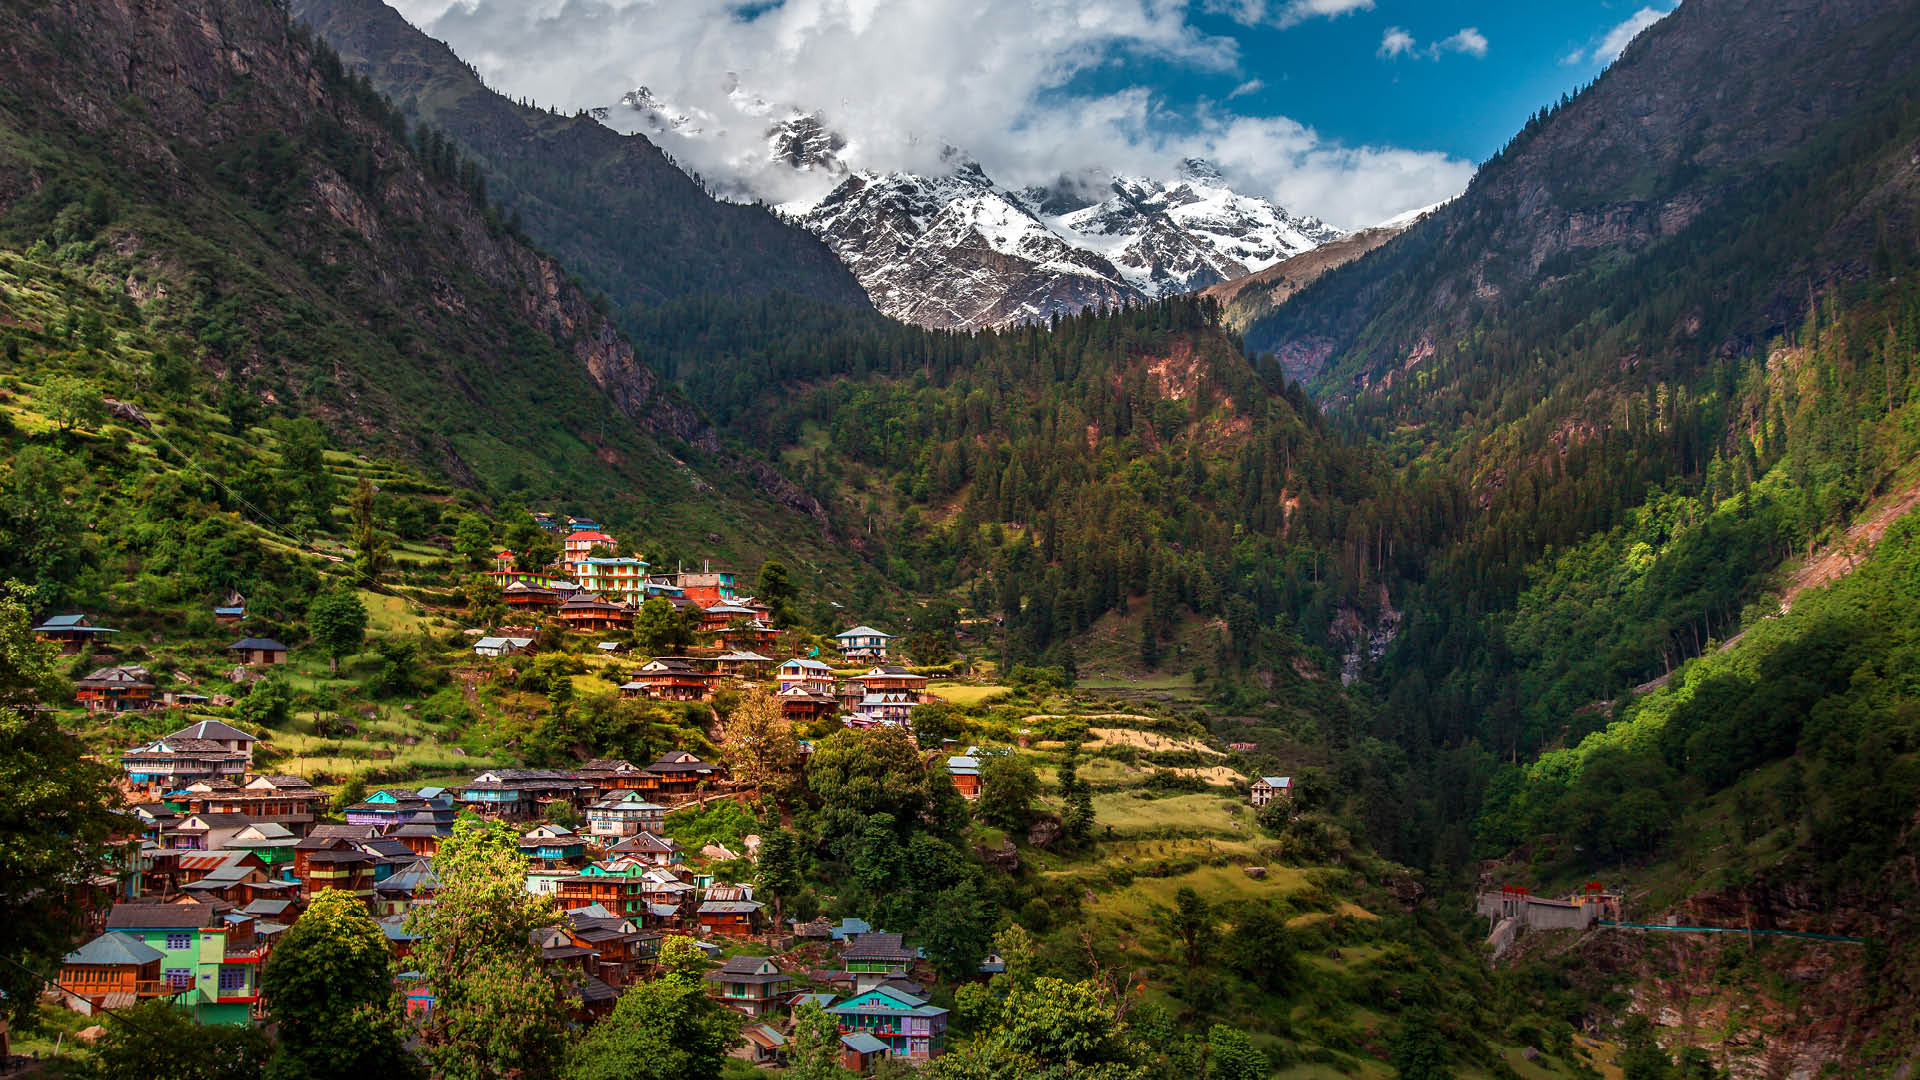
827,984 -> 948,1060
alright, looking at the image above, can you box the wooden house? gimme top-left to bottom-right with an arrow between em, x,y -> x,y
224,637 -> 288,666
502,579 -> 562,611
57,932 -> 169,1013
946,756 -> 981,801
779,684 -> 841,725
167,720 -> 260,762
456,769 -> 590,820
559,594 -> 632,633
555,861 -> 652,921
624,658 -> 715,701
575,759 -> 652,796
705,955 -> 791,1017
560,907 -> 659,988
834,626 -> 895,662
827,984 -> 948,1061
120,738 -> 247,790
848,665 -> 930,696
713,650 -> 776,678
736,1024 -> 788,1068
842,933 -> 916,992
841,1033 -> 891,1073
646,751 -> 721,795
585,790 -> 668,839
78,665 -> 156,713
32,613 -> 119,654
606,832 -> 684,867
697,885 -> 765,937
1250,776 -> 1292,807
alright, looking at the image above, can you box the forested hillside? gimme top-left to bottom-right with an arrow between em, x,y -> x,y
0,0 -> 851,569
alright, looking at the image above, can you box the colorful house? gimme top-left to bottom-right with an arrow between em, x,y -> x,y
102,902 -> 263,1025
645,751 -> 721,796
834,626 -> 895,662
167,720 -> 260,763
120,738 -> 248,789
574,556 -> 651,604
827,984 -> 948,1061
558,594 -> 633,633
778,658 -> 835,695
779,684 -> 842,725
606,832 -> 684,867
697,884 -> 764,937
585,791 -> 668,839
561,530 -> 618,576
651,566 -> 738,606
555,860 -> 653,921
705,955 -> 791,1017
78,665 -> 157,713
57,932 -> 171,1014
519,823 -> 588,867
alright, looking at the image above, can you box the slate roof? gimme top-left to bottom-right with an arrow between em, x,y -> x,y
105,903 -> 216,930
224,638 -> 288,652
65,932 -> 165,967
1256,776 -> 1292,789
836,626 -> 894,640
167,719 -> 259,744
841,1033 -> 890,1055
843,932 -> 913,963
706,956 -> 788,983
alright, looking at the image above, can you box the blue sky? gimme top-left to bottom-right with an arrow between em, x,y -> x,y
394,0 -> 1675,227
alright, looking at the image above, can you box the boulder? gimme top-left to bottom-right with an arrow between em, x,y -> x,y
1027,818 -> 1063,848
1244,866 -> 1268,880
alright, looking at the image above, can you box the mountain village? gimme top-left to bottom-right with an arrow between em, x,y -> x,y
31,515 -> 1009,1072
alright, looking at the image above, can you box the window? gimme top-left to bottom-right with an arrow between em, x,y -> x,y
165,932 -> 192,950
218,967 -> 248,993
165,968 -> 191,989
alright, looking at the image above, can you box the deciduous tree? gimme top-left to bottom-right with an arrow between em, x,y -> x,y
261,889 -> 416,1080
307,587 -> 368,673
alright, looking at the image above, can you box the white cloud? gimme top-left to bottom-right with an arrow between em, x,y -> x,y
1227,78 -> 1265,99
1377,27 -> 1416,58
390,0 -> 1473,228
1205,0 -> 1373,28
1595,6 -> 1672,63
1379,25 -> 1487,61
1565,6 -> 1674,67
1437,27 -> 1488,58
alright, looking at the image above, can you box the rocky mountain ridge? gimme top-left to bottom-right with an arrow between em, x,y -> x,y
609,86 -> 1343,328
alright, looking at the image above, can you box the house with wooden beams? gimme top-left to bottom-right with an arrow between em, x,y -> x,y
79,665 -> 157,713
167,720 -> 260,762
645,751 -> 721,796
835,626 -> 895,662
33,613 -> 120,653
606,832 -> 684,867
946,756 -> 981,800
519,823 -> 588,867
585,790 -> 668,840
501,579 -> 562,611
714,650 -> 776,678
622,658 -> 715,702
559,594 -> 633,633
697,884 -> 765,938
555,860 -> 653,921
705,955 -> 791,1017
779,684 -> 842,725
456,769 -> 590,820
121,738 -> 248,790
224,637 -> 288,666
842,933 -> 917,992
58,932 -> 172,1014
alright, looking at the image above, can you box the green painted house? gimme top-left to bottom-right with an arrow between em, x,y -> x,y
103,902 -> 262,1025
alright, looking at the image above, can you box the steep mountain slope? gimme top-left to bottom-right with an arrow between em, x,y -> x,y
1203,213 -> 1421,349
1244,0 -> 1920,398
0,0 -> 832,556
288,0 -> 872,316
